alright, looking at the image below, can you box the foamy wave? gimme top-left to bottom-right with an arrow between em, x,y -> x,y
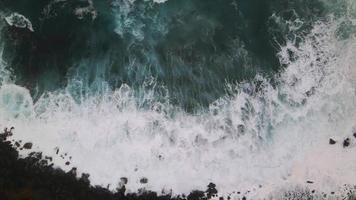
0,2 -> 356,200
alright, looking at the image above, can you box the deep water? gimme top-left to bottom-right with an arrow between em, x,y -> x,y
0,0 -> 326,110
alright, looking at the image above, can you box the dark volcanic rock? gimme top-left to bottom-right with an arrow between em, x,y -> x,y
187,190 -> 205,200
353,132 -> 356,138
140,177 -> 148,184
120,177 -> 128,184
329,138 -> 336,145
14,141 -> 21,147
306,181 -> 314,184
23,142 -> 33,149
343,138 -> 350,148
0,132 -> 184,200
206,183 -> 218,199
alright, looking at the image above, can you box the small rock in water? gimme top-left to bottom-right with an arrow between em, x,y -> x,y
343,138 -> 350,147
15,141 -> 20,147
140,177 -> 148,184
329,138 -> 336,145
45,156 -> 53,162
23,142 -> 32,149
206,182 -> 218,198
353,132 -> 356,138
55,147 -> 59,154
120,177 -> 128,184
242,197 -> 247,200
65,161 -> 70,165
307,181 -> 314,184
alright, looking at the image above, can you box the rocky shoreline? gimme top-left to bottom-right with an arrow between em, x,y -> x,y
1,128 -> 356,200
0,129 -> 222,200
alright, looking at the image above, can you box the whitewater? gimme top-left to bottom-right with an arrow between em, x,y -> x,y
0,0 -> 356,199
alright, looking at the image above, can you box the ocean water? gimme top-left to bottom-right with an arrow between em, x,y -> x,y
0,0 -> 355,199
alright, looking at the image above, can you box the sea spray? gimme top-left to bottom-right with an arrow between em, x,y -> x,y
0,0 -> 355,199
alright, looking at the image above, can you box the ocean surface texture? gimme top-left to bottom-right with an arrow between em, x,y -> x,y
0,0 -> 356,199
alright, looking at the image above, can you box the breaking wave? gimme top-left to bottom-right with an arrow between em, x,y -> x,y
0,0 -> 355,199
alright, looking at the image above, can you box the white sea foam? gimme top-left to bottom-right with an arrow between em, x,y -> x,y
4,13 -> 34,32
0,3 -> 356,200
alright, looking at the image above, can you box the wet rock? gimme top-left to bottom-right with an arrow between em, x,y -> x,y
242,197 -> 247,200
65,161 -> 70,165
343,138 -> 350,148
45,156 -> 53,162
307,181 -> 314,184
187,190 -> 205,200
29,152 -> 42,159
80,173 -> 90,184
55,147 -> 59,154
140,177 -> 148,184
15,141 -> 21,147
120,177 -> 128,184
329,138 -> 336,145
23,142 -> 33,149
353,132 -> 356,138
206,182 -> 218,199
69,167 -> 77,176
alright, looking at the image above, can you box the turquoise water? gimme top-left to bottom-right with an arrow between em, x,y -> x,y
0,0 -> 327,110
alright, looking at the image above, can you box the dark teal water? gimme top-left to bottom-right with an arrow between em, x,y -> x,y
0,0 -> 326,111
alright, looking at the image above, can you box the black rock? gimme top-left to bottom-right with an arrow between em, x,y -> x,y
23,142 -> 33,149
343,138 -> 350,148
206,182 -> 218,199
242,197 -> 247,200
45,156 -> 53,162
307,181 -> 314,184
120,177 -> 128,184
353,132 -> 356,138
65,161 -> 70,165
140,177 -> 148,184
329,138 -> 336,145
15,141 -> 20,147
187,190 -> 204,200
69,167 -> 77,176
